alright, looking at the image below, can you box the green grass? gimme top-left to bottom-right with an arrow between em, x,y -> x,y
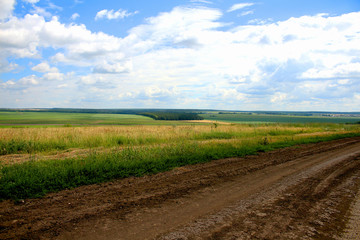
2,111 -> 359,126
0,122 -> 358,155
201,113 -> 360,124
1,111 -> 360,201
0,111 -> 199,126
1,132 -> 359,200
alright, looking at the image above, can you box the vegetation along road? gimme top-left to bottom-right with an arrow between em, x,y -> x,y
1,137 -> 360,239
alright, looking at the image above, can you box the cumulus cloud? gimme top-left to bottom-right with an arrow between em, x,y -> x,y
31,62 -> 64,81
0,14 -> 45,58
144,86 -> 179,99
43,72 -> 64,81
1,4 -> 360,110
122,9 -> 360,109
19,75 -> 39,85
301,63 -> 360,79
0,14 -> 125,69
0,58 -> 17,73
127,7 -> 223,53
0,80 -> 16,88
271,92 -> 288,103
95,9 -> 138,20
30,6 -> 53,18
32,62 -> 58,73
71,13 -> 80,20
93,60 -> 132,74
117,86 -> 181,106
0,0 -> 15,20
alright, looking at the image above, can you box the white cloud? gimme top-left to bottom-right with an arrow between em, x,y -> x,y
71,13 -> 80,20
30,6 -> 53,18
32,62 -> 58,73
271,92 -> 288,103
190,0 -> 212,4
228,3 -> 254,13
93,60 -> 132,74
338,79 -> 350,85
0,58 -> 17,73
43,72 -> 64,81
57,83 -> 68,88
0,80 -> 16,88
1,5 -> 360,110
301,63 -> 360,79
19,75 -> 39,85
0,14 -> 124,68
127,6 -> 223,53
0,0 -> 15,20
31,62 -> 64,81
248,18 -> 273,25
95,9 -> 138,20
144,86 -> 179,99
239,10 -> 254,16
208,87 -> 247,101
0,14 -> 45,58
117,86 -> 181,106
22,0 -> 40,3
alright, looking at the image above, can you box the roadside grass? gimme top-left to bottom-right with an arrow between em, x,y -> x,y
1,128 -> 360,200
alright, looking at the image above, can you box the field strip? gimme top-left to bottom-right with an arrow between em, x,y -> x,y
185,120 -> 232,124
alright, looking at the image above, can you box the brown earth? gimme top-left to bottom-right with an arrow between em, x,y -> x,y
1,137 -> 360,239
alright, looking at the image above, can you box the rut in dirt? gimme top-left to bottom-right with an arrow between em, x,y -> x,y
1,137 -> 360,240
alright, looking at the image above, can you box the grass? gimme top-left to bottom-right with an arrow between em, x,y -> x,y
1,111 -> 360,201
0,123 -> 353,155
1,132 -> 360,200
201,113 -> 360,124
0,111 -> 194,126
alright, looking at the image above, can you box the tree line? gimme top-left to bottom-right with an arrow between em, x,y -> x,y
139,112 -> 204,121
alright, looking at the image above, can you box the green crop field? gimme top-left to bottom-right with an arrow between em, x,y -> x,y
0,111 -> 200,126
201,113 -> 360,124
0,111 -> 154,125
1,110 -> 360,201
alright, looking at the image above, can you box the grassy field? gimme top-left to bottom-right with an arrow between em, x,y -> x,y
0,111 -> 175,126
2,111 -> 359,126
1,111 -> 360,200
1,123 -> 355,155
201,113 -> 360,124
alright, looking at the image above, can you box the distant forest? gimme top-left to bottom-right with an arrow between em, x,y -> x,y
139,112 -> 204,121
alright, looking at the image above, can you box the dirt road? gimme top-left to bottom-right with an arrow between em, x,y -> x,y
1,137 -> 360,239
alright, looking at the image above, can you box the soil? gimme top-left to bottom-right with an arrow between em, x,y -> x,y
1,137 -> 360,240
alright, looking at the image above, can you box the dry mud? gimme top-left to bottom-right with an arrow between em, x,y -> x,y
1,137 -> 360,239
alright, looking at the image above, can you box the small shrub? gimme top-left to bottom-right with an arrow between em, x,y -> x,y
259,137 -> 269,145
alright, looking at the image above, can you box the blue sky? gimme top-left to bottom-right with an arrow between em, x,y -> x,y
1,0 -> 360,111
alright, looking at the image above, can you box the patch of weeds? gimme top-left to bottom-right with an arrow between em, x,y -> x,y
195,132 -> 234,140
259,137 -> 270,145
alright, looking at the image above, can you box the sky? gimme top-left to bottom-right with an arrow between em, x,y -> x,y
0,0 -> 360,111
